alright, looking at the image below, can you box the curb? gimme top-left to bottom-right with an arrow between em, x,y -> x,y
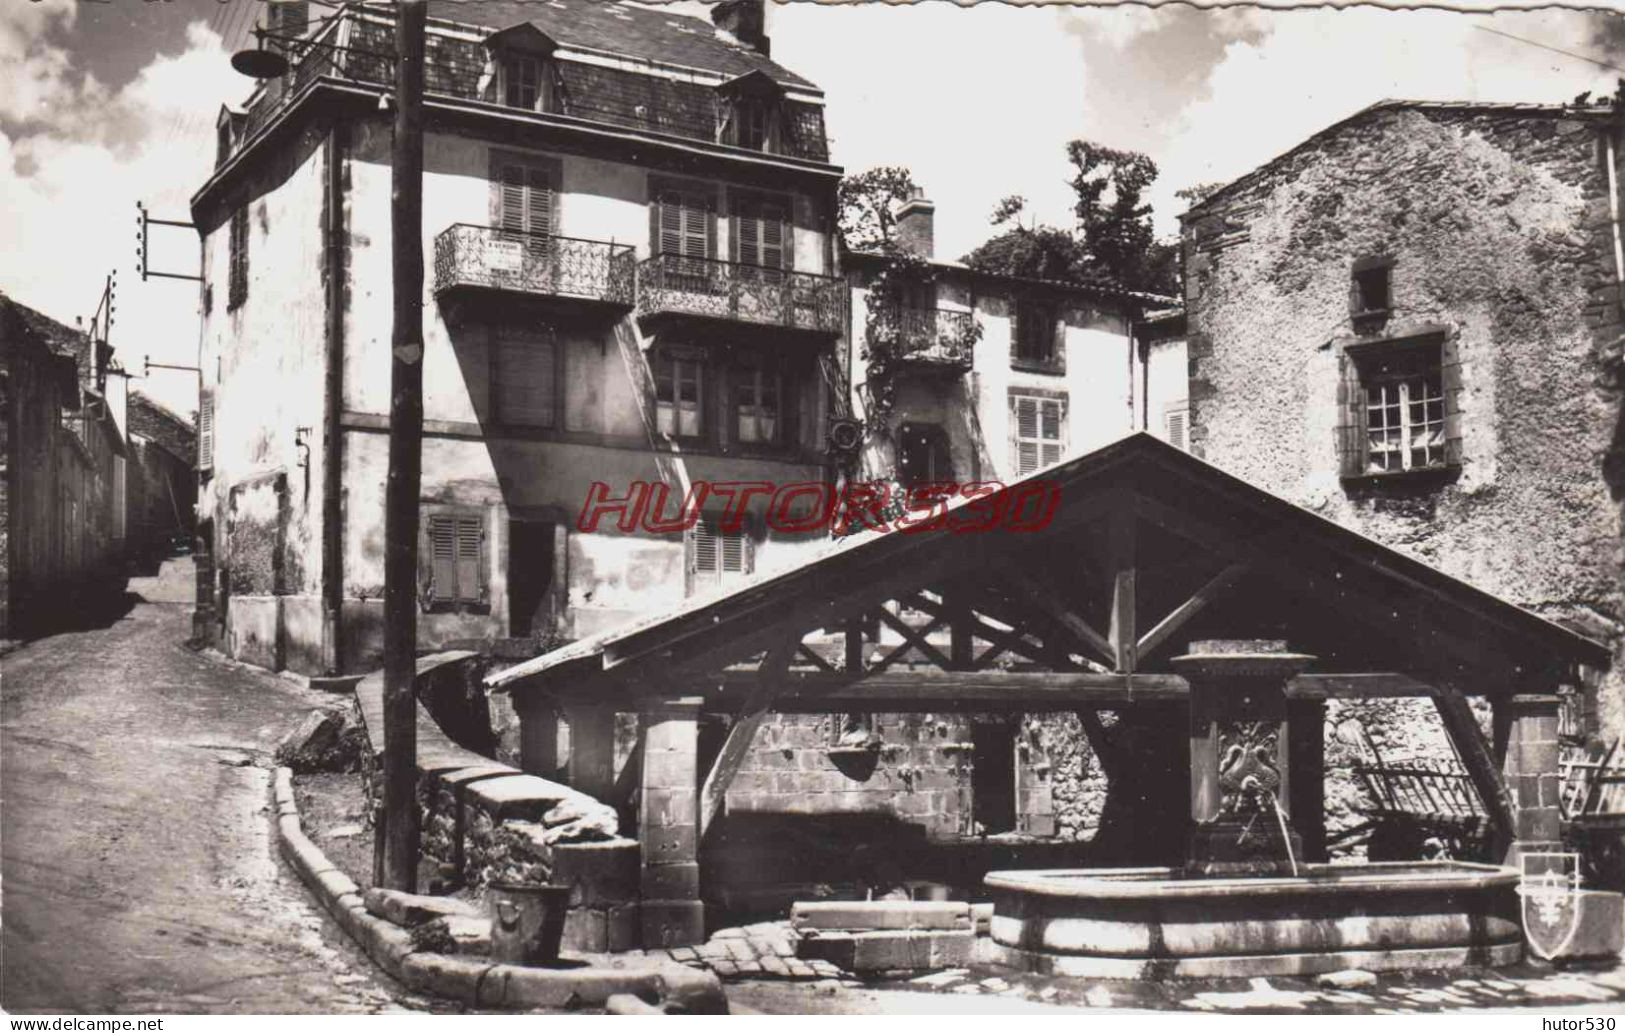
270,767 -> 727,1013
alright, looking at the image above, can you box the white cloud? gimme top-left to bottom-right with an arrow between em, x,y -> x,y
1151,10 -> 1621,233
0,11 -> 249,416
771,2 -> 1090,262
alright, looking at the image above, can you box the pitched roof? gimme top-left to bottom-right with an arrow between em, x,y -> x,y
487,433 -> 1609,697
426,0 -> 818,92
1182,98 -> 1618,220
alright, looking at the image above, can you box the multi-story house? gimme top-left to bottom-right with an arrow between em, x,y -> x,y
192,0 -> 846,674
124,391 -> 197,570
841,188 -> 1185,491
1180,99 -> 1625,749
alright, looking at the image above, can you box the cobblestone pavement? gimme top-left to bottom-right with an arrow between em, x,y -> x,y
668,921 -> 1625,1013
1,559 -> 434,1014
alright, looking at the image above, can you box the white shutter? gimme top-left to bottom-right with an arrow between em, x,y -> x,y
1013,396 -> 1038,476
1040,398 -> 1064,466
198,395 -> 215,469
1165,406 -> 1189,451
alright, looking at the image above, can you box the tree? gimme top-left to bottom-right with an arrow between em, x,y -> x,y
1176,181 -> 1227,210
962,140 -> 1183,296
961,196 -> 1088,283
837,166 -> 921,253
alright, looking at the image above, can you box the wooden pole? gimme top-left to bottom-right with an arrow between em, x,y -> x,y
381,0 -> 427,893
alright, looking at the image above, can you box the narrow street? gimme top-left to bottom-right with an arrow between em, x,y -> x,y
0,558 -> 422,1014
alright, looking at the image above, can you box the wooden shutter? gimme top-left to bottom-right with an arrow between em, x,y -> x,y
429,516 -> 458,601
198,394 -> 215,469
691,520 -> 719,584
657,190 -> 684,256
721,530 -> 745,574
500,165 -> 527,233
455,516 -> 483,602
527,166 -> 553,235
734,198 -> 786,270
1012,395 -> 1038,476
1165,406 -> 1189,451
496,328 -> 556,426
1039,398 -> 1064,466
654,188 -> 712,259
1008,299 -> 1021,362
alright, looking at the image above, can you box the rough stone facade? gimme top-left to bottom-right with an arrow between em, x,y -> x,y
1182,103 -> 1625,747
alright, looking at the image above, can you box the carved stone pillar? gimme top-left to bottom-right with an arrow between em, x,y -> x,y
1173,640 -> 1316,877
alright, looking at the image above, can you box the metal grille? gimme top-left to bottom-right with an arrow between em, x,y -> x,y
870,306 -> 977,371
636,254 -> 845,334
433,225 -> 635,306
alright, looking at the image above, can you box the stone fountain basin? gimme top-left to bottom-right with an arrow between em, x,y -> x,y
984,861 -> 1523,979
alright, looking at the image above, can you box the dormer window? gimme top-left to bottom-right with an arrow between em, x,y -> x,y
481,23 -> 558,114
718,70 -> 783,153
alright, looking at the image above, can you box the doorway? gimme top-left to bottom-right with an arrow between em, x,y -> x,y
507,520 -> 556,637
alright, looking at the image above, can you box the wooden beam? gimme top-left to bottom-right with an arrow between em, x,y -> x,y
1432,685 -> 1514,850
698,637 -> 797,839
1136,561 -> 1251,661
906,592 -> 1052,668
1290,672 -> 1437,699
872,607 -> 951,671
996,571 -> 1116,667
1107,497 -> 1138,673
797,643 -> 836,674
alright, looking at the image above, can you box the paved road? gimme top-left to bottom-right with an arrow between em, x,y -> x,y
1,558 -> 423,1014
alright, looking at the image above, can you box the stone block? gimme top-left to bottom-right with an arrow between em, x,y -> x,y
551,838 -> 640,906
363,886 -> 483,927
410,913 -> 492,955
642,788 -> 697,826
791,901 -> 973,932
607,902 -> 641,953
641,899 -> 706,949
796,929 -> 975,972
640,821 -> 697,864
563,906 -> 609,953
642,861 -> 701,900
1537,890 -> 1625,961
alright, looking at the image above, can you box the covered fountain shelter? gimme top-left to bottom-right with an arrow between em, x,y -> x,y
486,432 -> 1609,951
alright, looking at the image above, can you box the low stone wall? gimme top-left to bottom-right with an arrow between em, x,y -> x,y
354,652 -> 639,950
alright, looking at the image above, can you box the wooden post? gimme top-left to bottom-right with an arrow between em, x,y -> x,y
564,705 -> 617,800
1106,499 -> 1137,673
1287,697 -> 1327,863
380,0 -> 427,893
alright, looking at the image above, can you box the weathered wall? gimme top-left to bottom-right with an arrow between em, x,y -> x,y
1183,106 -> 1625,738
197,124 -> 331,671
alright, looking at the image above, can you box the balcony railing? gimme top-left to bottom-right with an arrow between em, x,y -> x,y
636,254 -> 846,335
433,225 -> 636,308
869,306 -> 978,372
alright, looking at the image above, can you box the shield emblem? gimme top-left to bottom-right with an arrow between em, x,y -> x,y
1518,851 -> 1583,961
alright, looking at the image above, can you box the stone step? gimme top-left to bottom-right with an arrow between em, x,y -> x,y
790,900 -> 973,932
796,928 -> 976,972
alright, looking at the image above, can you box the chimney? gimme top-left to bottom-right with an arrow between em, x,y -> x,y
895,186 -> 935,260
712,1 -> 770,57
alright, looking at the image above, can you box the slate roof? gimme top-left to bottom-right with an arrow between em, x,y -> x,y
426,0 -> 819,92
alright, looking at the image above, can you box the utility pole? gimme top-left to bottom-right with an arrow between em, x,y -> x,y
381,0 -> 428,893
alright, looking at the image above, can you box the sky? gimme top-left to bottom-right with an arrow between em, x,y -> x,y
1,0 -> 1620,419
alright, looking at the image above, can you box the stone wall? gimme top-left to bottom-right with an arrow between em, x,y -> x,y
1183,105 -> 1624,740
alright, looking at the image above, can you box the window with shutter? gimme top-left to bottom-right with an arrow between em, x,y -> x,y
424,512 -> 487,606
734,197 -> 787,272
495,327 -> 557,427
227,207 -> 249,310
1009,392 -> 1066,476
198,394 -> 215,470
497,162 -> 554,238
689,516 -> 751,593
1164,405 -> 1189,452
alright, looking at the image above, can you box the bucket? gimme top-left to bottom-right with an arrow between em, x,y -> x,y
489,882 -> 572,966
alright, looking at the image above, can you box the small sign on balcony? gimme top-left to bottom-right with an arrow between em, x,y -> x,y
486,239 -> 524,273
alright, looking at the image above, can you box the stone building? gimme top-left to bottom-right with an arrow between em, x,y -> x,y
1179,99 -> 1625,751
0,294 -> 128,638
192,0 -> 848,674
124,391 -> 197,569
842,188 -> 1185,489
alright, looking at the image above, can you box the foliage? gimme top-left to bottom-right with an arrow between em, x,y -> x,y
837,165 -> 921,253
963,140 -> 1183,296
1176,181 -> 1228,209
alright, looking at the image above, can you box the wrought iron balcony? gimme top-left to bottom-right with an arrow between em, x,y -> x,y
433,225 -> 636,310
636,254 -> 846,336
868,306 -> 978,373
